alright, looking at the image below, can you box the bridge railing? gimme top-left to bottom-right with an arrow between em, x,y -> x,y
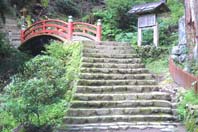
169,58 -> 198,94
21,16 -> 102,43
21,19 -> 69,42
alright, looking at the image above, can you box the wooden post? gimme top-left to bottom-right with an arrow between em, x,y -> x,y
20,16 -> 26,42
138,27 -> 142,46
153,22 -> 159,47
96,19 -> 102,42
68,16 -> 73,40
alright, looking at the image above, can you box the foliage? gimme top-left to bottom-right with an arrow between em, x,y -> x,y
41,0 -> 49,7
0,33 -> 30,91
145,57 -> 169,74
189,61 -> 198,76
177,90 -> 198,132
0,102 -> 18,132
54,0 -> 79,17
0,0 -> 10,23
1,42 -> 82,132
134,45 -> 169,61
134,45 -> 170,74
5,55 -> 67,126
89,0 -> 184,45
115,32 -> 133,43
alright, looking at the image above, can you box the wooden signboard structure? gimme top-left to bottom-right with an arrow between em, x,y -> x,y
128,0 -> 170,47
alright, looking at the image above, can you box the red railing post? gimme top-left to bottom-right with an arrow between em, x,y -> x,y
20,16 -> 26,42
68,16 -> 73,40
20,30 -> 24,42
96,19 -> 102,42
20,23 -> 26,42
42,20 -> 46,33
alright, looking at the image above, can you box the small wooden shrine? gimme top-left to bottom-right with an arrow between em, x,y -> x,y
128,0 -> 170,47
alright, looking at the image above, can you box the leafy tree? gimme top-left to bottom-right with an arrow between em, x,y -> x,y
0,0 -> 9,23
1,42 -> 82,132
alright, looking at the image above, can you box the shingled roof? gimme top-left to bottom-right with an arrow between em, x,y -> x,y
128,1 -> 170,15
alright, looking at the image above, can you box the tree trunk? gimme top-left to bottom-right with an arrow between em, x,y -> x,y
185,0 -> 198,61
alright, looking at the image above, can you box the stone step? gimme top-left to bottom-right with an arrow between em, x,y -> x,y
64,114 -> 176,124
77,85 -> 160,93
78,79 -> 157,86
5,18 -> 17,23
83,48 -> 134,54
82,62 -> 145,69
11,38 -> 21,41
68,107 -> 173,117
11,32 -> 20,35
81,68 -> 148,74
80,73 -> 153,80
59,122 -> 180,132
74,92 -> 171,101
83,45 -> 133,50
71,100 -> 172,108
82,57 -> 141,64
83,53 -> 138,59
5,24 -> 18,28
83,41 -> 132,46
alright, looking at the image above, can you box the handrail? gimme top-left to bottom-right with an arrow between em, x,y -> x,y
20,18 -> 102,43
169,58 -> 198,93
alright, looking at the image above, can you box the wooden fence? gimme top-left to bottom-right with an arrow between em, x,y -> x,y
169,58 -> 198,94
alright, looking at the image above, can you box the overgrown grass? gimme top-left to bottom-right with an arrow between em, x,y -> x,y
145,57 -> 169,74
133,45 -> 170,75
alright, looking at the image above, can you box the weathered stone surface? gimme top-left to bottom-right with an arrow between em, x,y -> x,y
81,68 -> 148,74
77,85 -> 160,93
61,41 -> 177,131
82,62 -> 145,69
82,57 -> 141,63
178,16 -> 187,45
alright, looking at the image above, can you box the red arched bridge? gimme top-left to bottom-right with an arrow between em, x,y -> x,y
20,17 -> 102,44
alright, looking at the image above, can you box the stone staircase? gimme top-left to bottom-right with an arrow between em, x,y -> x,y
0,16 -> 21,48
59,41 -> 178,132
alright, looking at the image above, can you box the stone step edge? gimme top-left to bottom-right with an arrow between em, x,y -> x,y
60,122 -> 181,128
81,67 -> 147,71
83,53 -> 137,56
72,99 -> 174,106
77,85 -> 160,88
64,114 -> 176,119
82,57 -> 140,60
68,107 -> 172,111
74,92 -> 170,96
80,73 -> 152,76
82,62 -> 144,66
58,123 -> 180,131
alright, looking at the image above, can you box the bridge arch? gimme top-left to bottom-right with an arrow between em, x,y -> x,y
20,18 -> 102,46
19,34 -> 64,55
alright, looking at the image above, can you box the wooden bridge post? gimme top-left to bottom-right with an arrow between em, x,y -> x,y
20,16 -> 26,42
96,19 -> 102,42
68,16 -> 73,40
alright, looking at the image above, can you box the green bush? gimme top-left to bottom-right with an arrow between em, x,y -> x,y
177,90 -> 198,120
135,45 -> 169,61
177,90 -> 198,132
1,41 -> 82,132
5,55 -> 67,126
0,33 -> 30,91
54,0 -> 79,16
115,32 -> 133,43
